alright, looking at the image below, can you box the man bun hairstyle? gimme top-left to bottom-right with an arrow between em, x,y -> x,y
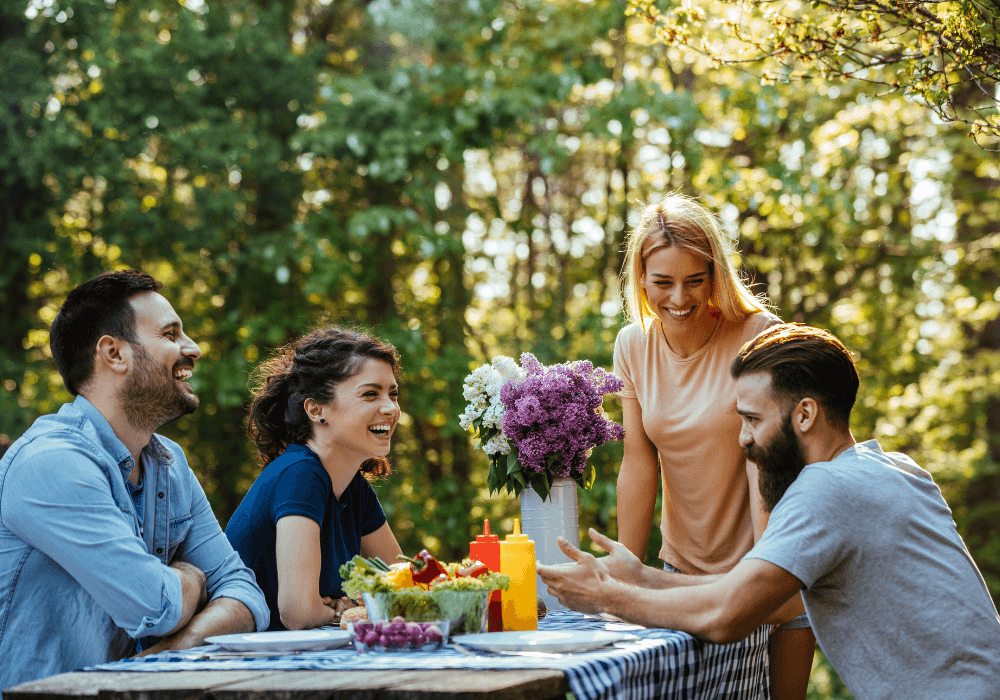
50,270 -> 163,396
731,323 -> 859,429
248,327 -> 400,479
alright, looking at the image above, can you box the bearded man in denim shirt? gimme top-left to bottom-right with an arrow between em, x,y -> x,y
0,270 -> 268,693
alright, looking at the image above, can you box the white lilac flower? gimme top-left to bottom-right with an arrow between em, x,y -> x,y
470,366 -> 502,394
485,377 -> 507,401
481,401 -> 505,430
471,393 -> 490,412
459,407 -> 482,430
483,433 -> 511,456
490,355 -> 524,382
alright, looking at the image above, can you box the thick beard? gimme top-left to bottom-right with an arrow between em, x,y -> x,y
120,345 -> 198,433
745,412 -> 808,512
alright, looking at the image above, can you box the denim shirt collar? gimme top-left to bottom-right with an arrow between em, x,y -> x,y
70,395 -> 174,482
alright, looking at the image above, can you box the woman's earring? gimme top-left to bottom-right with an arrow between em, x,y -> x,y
320,418 -> 325,424
708,282 -> 721,319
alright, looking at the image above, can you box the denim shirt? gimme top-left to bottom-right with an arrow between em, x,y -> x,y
0,397 -> 268,692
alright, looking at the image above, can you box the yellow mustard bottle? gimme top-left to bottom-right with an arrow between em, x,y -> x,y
500,518 -> 537,631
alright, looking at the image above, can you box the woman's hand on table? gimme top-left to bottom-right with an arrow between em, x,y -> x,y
321,596 -> 358,621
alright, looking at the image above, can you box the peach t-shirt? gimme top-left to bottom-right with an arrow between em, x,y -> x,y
613,312 -> 781,575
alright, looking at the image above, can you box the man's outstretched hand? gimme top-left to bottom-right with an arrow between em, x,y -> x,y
536,528 -> 632,614
584,528 -> 648,586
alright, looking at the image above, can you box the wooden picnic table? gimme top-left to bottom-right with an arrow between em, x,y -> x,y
5,668 -> 570,700
3,610 -> 773,700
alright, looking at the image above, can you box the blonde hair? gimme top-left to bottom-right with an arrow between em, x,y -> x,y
620,195 -> 769,331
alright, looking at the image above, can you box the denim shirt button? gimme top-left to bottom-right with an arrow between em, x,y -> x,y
155,547 -> 163,554
146,622 -> 153,628
158,492 -> 164,498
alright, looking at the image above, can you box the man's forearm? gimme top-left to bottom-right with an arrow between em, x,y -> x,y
140,597 -> 256,655
637,566 -> 725,590
604,578 -> 722,637
604,578 -> 763,644
604,563 -> 800,644
635,564 -> 803,625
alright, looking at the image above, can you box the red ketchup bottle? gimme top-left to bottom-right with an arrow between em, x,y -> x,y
469,519 -> 502,632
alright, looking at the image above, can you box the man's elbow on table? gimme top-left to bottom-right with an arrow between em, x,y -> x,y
626,574 -> 779,645
693,562 -> 802,645
696,604 -> 767,645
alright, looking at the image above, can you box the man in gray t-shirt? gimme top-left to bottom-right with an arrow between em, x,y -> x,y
747,439 -> 998,699
538,324 -> 1000,700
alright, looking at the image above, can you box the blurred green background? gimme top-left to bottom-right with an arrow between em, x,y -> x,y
2,1 -> 998,697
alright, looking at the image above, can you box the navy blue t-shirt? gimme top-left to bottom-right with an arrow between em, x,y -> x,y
225,443 -> 387,631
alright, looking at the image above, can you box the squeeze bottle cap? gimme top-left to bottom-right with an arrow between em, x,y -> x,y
505,518 -> 530,542
476,519 -> 499,544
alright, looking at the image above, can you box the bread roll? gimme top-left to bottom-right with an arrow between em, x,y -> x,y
339,605 -> 367,630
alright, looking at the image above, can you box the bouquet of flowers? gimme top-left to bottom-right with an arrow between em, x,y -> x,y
460,352 -> 625,501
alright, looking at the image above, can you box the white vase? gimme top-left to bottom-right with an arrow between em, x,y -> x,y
519,476 -> 580,611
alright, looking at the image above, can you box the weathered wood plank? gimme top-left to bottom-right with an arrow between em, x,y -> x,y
211,669 -> 569,700
5,670 -> 570,700
4,672 -> 274,700
382,669 -> 568,700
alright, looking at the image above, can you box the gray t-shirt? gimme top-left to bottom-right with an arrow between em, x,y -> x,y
745,440 -> 1000,700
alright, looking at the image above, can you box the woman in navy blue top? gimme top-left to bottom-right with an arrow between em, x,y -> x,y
226,328 -> 403,631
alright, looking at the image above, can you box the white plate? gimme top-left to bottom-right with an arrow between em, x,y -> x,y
205,629 -> 352,652
454,629 -> 636,653
605,622 -> 646,631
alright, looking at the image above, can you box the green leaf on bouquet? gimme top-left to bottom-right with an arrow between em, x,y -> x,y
511,469 -> 527,488
532,471 -> 552,502
581,462 -> 596,490
506,448 -> 521,476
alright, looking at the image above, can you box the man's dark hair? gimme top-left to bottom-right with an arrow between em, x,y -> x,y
50,270 -> 162,396
731,323 -> 859,429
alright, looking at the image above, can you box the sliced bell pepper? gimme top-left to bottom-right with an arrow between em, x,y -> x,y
397,549 -> 450,585
457,561 -> 490,578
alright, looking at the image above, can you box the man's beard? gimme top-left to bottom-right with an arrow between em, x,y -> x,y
120,345 -> 198,433
745,412 -> 808,512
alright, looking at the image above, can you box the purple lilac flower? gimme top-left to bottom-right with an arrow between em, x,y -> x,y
513,395 -> 545,425
499,353 -> 625,479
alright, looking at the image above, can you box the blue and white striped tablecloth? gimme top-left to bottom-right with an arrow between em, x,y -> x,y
85,610 -> 771,700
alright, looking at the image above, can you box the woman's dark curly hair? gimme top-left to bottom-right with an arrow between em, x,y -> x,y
248,327 -> 400,479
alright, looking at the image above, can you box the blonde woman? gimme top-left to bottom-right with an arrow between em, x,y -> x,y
613,195 -> 813,700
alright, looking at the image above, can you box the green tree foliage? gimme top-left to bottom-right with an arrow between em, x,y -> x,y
627,0 -> 1000,147
2,4 -> 999,696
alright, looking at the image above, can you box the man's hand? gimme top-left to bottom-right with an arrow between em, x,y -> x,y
169,561 -> 208,634
138,597 -> 255,656
536,535 -> 622,615
584,528 -> 648,586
